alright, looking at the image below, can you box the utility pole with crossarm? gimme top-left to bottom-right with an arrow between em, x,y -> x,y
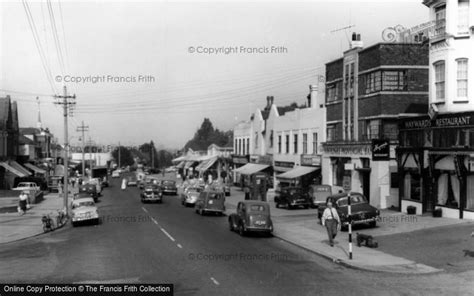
76,121 -> 89,179
54,86 -> 76,216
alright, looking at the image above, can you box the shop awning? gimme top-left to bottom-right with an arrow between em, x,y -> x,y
172,156 -> 186,163
9,161 -> 32,176
23,163 -> 47,174
276,166 -> 319,180
184,161 -> 196,169
0,162 -> 27,177
199,157 -> 218,172
233,163 -> 269,175
176,161 -> 185,169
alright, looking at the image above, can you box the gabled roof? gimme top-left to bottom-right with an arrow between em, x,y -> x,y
19,135 -> 35,145
20,127 -> 41,135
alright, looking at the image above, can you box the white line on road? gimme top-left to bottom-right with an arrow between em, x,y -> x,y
142,207 -> 148,213
210,277 -> 220,286
151,218 -> 158,225
177,244 -> 183,249
160,228 -> 176,242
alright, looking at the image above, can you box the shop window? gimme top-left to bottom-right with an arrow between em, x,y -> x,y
390,172 -> 399,189
437,173 -> 460,208
404,171 -> 421,201
466,175 -> 474,210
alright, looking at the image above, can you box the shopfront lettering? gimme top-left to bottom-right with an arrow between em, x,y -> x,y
404,119 -> 431,129
436,116 -> 471,127
402,114 -> 474,130
323,145 -> 371,156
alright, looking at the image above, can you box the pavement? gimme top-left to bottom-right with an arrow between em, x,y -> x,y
0,190 -> 72,244
223,186 -> 474,274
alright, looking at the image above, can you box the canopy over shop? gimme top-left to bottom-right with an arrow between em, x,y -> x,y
276,165 -> 321,187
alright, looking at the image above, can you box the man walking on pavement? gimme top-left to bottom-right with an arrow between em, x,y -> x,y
321,200 -> 341,247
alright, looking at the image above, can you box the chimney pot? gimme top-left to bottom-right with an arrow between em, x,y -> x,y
352,32 -> 357,41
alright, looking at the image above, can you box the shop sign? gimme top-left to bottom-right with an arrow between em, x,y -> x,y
232,155 -> 249,164
402,113 -> 474,130
274,161 -> 294,168
372,139 -> 390,161
300,154 -> 321,167
323,144 -> 371,156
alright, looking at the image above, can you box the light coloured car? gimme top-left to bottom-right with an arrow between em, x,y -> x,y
181,186 -> 203,207
71,197 -> 99,226
13,182 -> 40,192
112,170 -> 121,178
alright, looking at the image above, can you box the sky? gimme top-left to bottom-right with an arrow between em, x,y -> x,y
1,0 -> 428,150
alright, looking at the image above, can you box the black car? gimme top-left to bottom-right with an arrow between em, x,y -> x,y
161,180 -> 177,195
317,192 -> 380,230
228,201 -> 273,236
141,185 -> 163,203
274,187 -> 312,209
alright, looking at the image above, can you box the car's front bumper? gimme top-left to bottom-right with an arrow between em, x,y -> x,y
72,215 -> 99,222
163,189 -> 177,194
342,216 -> 378,226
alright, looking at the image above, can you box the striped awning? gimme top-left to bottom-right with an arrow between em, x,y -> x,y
23,163 -> 47,174
184,161 -> 196,169
0,162 -> 27,177
199,157 -> 218,172
9,161 -> 32,176
176,161 -> 185,169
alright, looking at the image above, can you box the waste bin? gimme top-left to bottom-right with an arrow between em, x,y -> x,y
407,205 -> 416,215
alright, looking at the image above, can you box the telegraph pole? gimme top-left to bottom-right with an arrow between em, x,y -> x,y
76,121 -> 89,178
54,86 -> 76,216
88,136 -> 93,175
118,142 -> 121,168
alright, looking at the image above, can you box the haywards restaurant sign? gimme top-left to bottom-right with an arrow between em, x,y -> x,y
401,113 -> 474,130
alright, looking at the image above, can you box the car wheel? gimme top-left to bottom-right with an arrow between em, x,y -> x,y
369,221 -> 376,228
275,203 -> 279,208
304,205 -> 309,209
199,208 -> 204,216
72,222 -> 76,227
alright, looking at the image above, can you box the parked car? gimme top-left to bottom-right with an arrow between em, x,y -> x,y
307,184 -> 344,208
194,190 -> 226,215
13,182 -> 41,192
181,186 -> 203,207
141,185 -> 163,203
78,184 -> 99,202
317,192 -> 380,230
88,178 -> 103,195
274,187 -> 312,209
162,180 -> 177,195
228,201 -> 273,236
127,176 -> 138,187
112,170 -> 121,178
71,197 -> 99,226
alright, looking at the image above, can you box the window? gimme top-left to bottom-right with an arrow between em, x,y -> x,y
234,139 -> 238,154
285,135 -> 290,154
293,134 -> 298,154
365,71 -> 382,94
238,139 -> 242,155
383,71 -> 407,91
404,171 -> 421,201
327,125 -> 336,142
434,61 -> 445,101
312,132 -> 318,154
255,133 -> 258,149
458,0 -> 470,33
302,133 -> 308,154
435,5 -> 446,37
246,138 -> 249,154
457,58 -> 468,98
278,135 -> 282,154
368,120 -> 381,139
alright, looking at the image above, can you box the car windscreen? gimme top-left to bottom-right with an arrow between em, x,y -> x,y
163,181 -> 175,186
249,205 -> 267,212
73,201 -> 94,208
208,193 -> 223,200
336,195 -> 367,207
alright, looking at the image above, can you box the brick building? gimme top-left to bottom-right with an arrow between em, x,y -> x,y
321,34 -> 429,209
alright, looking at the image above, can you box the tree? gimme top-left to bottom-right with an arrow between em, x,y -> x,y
184,118 -> 233,151
111,146 -> 134,167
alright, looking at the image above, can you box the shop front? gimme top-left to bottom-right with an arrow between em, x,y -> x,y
231,154 -> 249,185
398,112 -> 474,220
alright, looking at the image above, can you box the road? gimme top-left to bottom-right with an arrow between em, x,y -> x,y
0,173 -> 473,296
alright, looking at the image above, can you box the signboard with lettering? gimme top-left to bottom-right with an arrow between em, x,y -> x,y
232,155 -> 249,164
343,176 -> 351,192
372,139 -> 390,161
401,112 -> 474,130
323,144 -> 371,156
274,161 -> 294,168
300,155 -> 322,167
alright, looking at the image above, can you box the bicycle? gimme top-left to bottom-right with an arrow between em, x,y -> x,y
41,214 -> 54,233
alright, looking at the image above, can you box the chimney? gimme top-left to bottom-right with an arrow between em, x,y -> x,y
350,32 -> 363,49
270,96 -> 274,106
308,85 -> 318,108
266,96 -> 271,109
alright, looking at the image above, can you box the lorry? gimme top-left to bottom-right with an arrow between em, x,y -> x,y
91,166 -> 109,187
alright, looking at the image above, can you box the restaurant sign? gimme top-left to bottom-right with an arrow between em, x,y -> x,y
301,154 -> 322,167
372,139 -> 390,161
402,113 -> 474,130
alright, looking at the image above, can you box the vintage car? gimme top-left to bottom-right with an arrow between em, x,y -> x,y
180,186 -> 203,207
112,170 -> 121,178
274,187 -> 312,209
88,178 -> 103,195
317,192 -> 380,230
307,185 -> 344,208
161,180 -> 178,195
194,190 -> 226,215
141,184 -> 163,203
71,197 -> 99,226
127,176 -> 138,187
78,184 -> 99,202
228,201 -> 273,236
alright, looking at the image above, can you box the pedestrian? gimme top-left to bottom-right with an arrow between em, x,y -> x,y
244,186 -> 250,200
121,178 -> 127,190
18,191 -> 29,215
58,181 -> 63,195
321,200 -> 341,247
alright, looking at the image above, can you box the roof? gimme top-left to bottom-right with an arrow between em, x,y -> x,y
19,135 -> 35,145
277,105 -> 299,116
20,127 -> 41,135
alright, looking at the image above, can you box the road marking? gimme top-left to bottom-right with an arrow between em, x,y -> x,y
177,243 -> 183,249
160,228 -> 176,242
210,277 -> 219,286
151,218 -> 158,225
142,207 -> 148,213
